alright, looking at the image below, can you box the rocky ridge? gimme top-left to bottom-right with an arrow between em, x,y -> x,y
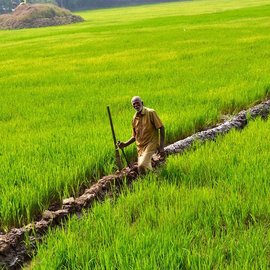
0,3 -> 83,30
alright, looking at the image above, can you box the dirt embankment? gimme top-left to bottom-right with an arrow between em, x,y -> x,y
0,99 -> 270,269
0,3 -> 84,30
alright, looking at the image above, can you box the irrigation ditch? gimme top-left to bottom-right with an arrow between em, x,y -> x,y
0,98 -> 270,269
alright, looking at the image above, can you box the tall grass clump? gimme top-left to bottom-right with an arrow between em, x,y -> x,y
1,0 -> 270,229
31,117 -> 270,269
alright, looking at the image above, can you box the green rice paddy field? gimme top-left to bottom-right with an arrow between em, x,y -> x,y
31,114 -> 270,269
0,0 -> 270,235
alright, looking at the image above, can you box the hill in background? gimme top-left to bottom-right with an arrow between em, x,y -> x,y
0,3 -> 84,30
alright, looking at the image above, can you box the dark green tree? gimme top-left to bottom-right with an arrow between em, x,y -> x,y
0,0 -> 12,13
55,0 -> 80,10
29,0 -> 56,4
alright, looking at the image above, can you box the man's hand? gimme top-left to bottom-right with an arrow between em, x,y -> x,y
117,141 -> 126,149
158,146 -> 165,158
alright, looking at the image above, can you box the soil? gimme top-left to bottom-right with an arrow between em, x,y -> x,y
0,3 -> 84,30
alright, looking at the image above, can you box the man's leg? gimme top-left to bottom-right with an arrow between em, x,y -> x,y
137,150 -> 156,174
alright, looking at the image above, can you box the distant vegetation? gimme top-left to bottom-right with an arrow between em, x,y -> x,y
0,0 -> 187,14
0,0 -> 269,231
56,0 -> 188,11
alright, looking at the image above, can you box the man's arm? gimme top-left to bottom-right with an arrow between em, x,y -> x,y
118,136 -> 136,149
158,126 -> 165,154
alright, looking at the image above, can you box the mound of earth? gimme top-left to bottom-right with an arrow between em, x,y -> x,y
0,3 -> 84,30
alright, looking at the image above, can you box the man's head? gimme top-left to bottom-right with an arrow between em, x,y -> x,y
131,96 -> 143,112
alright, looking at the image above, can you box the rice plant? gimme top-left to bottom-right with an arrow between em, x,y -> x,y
1,0 -> 270,229
31,117 -> 270,269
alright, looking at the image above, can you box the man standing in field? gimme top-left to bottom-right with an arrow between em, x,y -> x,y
118,96 -> 165,174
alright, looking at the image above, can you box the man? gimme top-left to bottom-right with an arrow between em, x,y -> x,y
118,96 -> 165,173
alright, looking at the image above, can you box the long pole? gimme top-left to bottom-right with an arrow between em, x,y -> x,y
118,140 -> 129,167
107,106 -> 122,170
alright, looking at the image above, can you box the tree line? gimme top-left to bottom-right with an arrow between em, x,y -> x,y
1,0 -> 184,14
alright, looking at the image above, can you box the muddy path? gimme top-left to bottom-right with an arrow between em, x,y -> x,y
0,99 -> 270,269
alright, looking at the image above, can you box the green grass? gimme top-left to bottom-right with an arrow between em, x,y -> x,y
78,0 -> 270,25
1,0 -> 270,230
30,117 -> 270,269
